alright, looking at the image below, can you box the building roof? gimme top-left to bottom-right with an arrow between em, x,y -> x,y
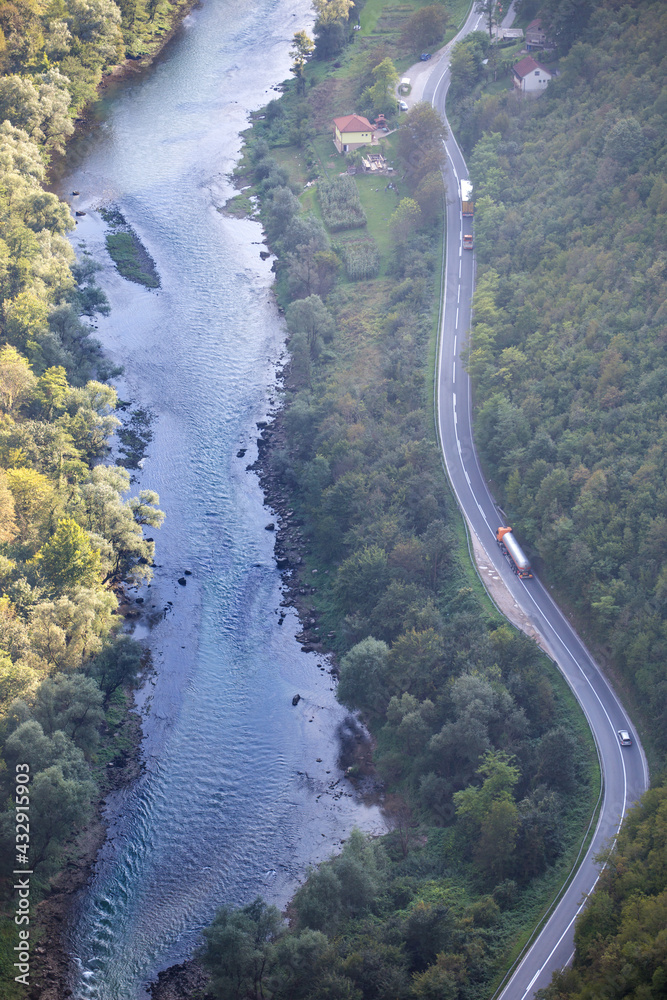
513,55 -> 552,79
527,18 -> 544,31
333,114 -> 373,133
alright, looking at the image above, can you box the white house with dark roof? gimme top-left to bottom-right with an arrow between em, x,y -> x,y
512,55 -> 552,94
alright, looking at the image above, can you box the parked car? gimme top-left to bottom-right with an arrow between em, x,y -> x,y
617,729 -> 632,746
420,52 -> 431,61
398,100 -> 408,111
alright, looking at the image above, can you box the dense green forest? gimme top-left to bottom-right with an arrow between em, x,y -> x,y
451,0 -> 667,755
0,0 -> 184,990
538,781 -> 667,1000
198,2 -> 608,997
446,0 -> 667,996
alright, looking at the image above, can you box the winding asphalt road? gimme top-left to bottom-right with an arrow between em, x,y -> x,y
403,7 -> 651,998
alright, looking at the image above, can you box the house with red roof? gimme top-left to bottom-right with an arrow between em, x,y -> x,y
512,55 -> 552,95
333,114 -> 373,153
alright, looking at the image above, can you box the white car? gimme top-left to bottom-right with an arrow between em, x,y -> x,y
398,100 -> 408,111
617,729 -> 632,746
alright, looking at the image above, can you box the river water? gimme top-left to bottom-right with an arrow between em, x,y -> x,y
58,3 -> 385,997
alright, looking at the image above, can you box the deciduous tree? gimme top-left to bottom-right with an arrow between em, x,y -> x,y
337,636 -> 390,714
0,344 -> 36,412
290,30 -> 315,90
401,5 -> 449,52
34,516 -> 101,591
474,0 -> 500,37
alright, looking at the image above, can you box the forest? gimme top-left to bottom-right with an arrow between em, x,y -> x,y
449,0 -> 667,996
450,0 -> 667,757
538,781 -> 667,1000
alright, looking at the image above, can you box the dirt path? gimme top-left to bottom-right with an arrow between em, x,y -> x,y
465,519 -> 555,656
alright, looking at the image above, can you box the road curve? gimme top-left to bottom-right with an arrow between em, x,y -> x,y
408,9 -> 651,999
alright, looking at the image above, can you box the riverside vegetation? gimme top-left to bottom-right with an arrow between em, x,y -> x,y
446,0 -> 667,997
196,2 -> 611,999
0,0 -> 200,991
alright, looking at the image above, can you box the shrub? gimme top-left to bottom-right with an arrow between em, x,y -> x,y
336,238 -> 380,279
318,175 -> 367,231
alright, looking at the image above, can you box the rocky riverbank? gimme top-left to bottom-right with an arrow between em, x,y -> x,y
148,959 -> 211,1000
29,707 -> 144,1000
252,401 -> 328,658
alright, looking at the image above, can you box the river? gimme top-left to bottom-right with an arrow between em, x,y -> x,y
57,3 -> 385,997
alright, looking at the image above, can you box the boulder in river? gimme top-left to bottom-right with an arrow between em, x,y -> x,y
292,694 -> 301,706
177,577 -> 187,586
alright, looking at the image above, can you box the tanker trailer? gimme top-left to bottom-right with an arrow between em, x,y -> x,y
460,179 -> 473,217
496,526 -> 532,579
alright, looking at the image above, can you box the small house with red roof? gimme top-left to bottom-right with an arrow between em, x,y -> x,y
512,55 -> 552,94
333,114 -> 373,153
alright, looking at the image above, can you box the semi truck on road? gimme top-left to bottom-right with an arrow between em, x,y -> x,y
461,179 -> 473,216
496,526 -> 532,578
461,179 -> 473,248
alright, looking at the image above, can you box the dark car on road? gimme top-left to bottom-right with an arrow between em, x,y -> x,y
420,52 -> 431,60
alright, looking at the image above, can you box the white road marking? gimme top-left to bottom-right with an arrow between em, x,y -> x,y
452,361 -> 456,380
455,307 -> 459,327
457,285 -> 460,302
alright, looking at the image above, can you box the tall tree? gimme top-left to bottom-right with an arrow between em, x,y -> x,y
363,56 -> 399,116
201,897 -> 283,1000
474,0 -> 500,37
401,5 -> 449,52
34,517 -> 102,591
312,0 -> 354,25
0,343 -> 36,412
397,102 -> 447,184
290,30 -> 314,90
